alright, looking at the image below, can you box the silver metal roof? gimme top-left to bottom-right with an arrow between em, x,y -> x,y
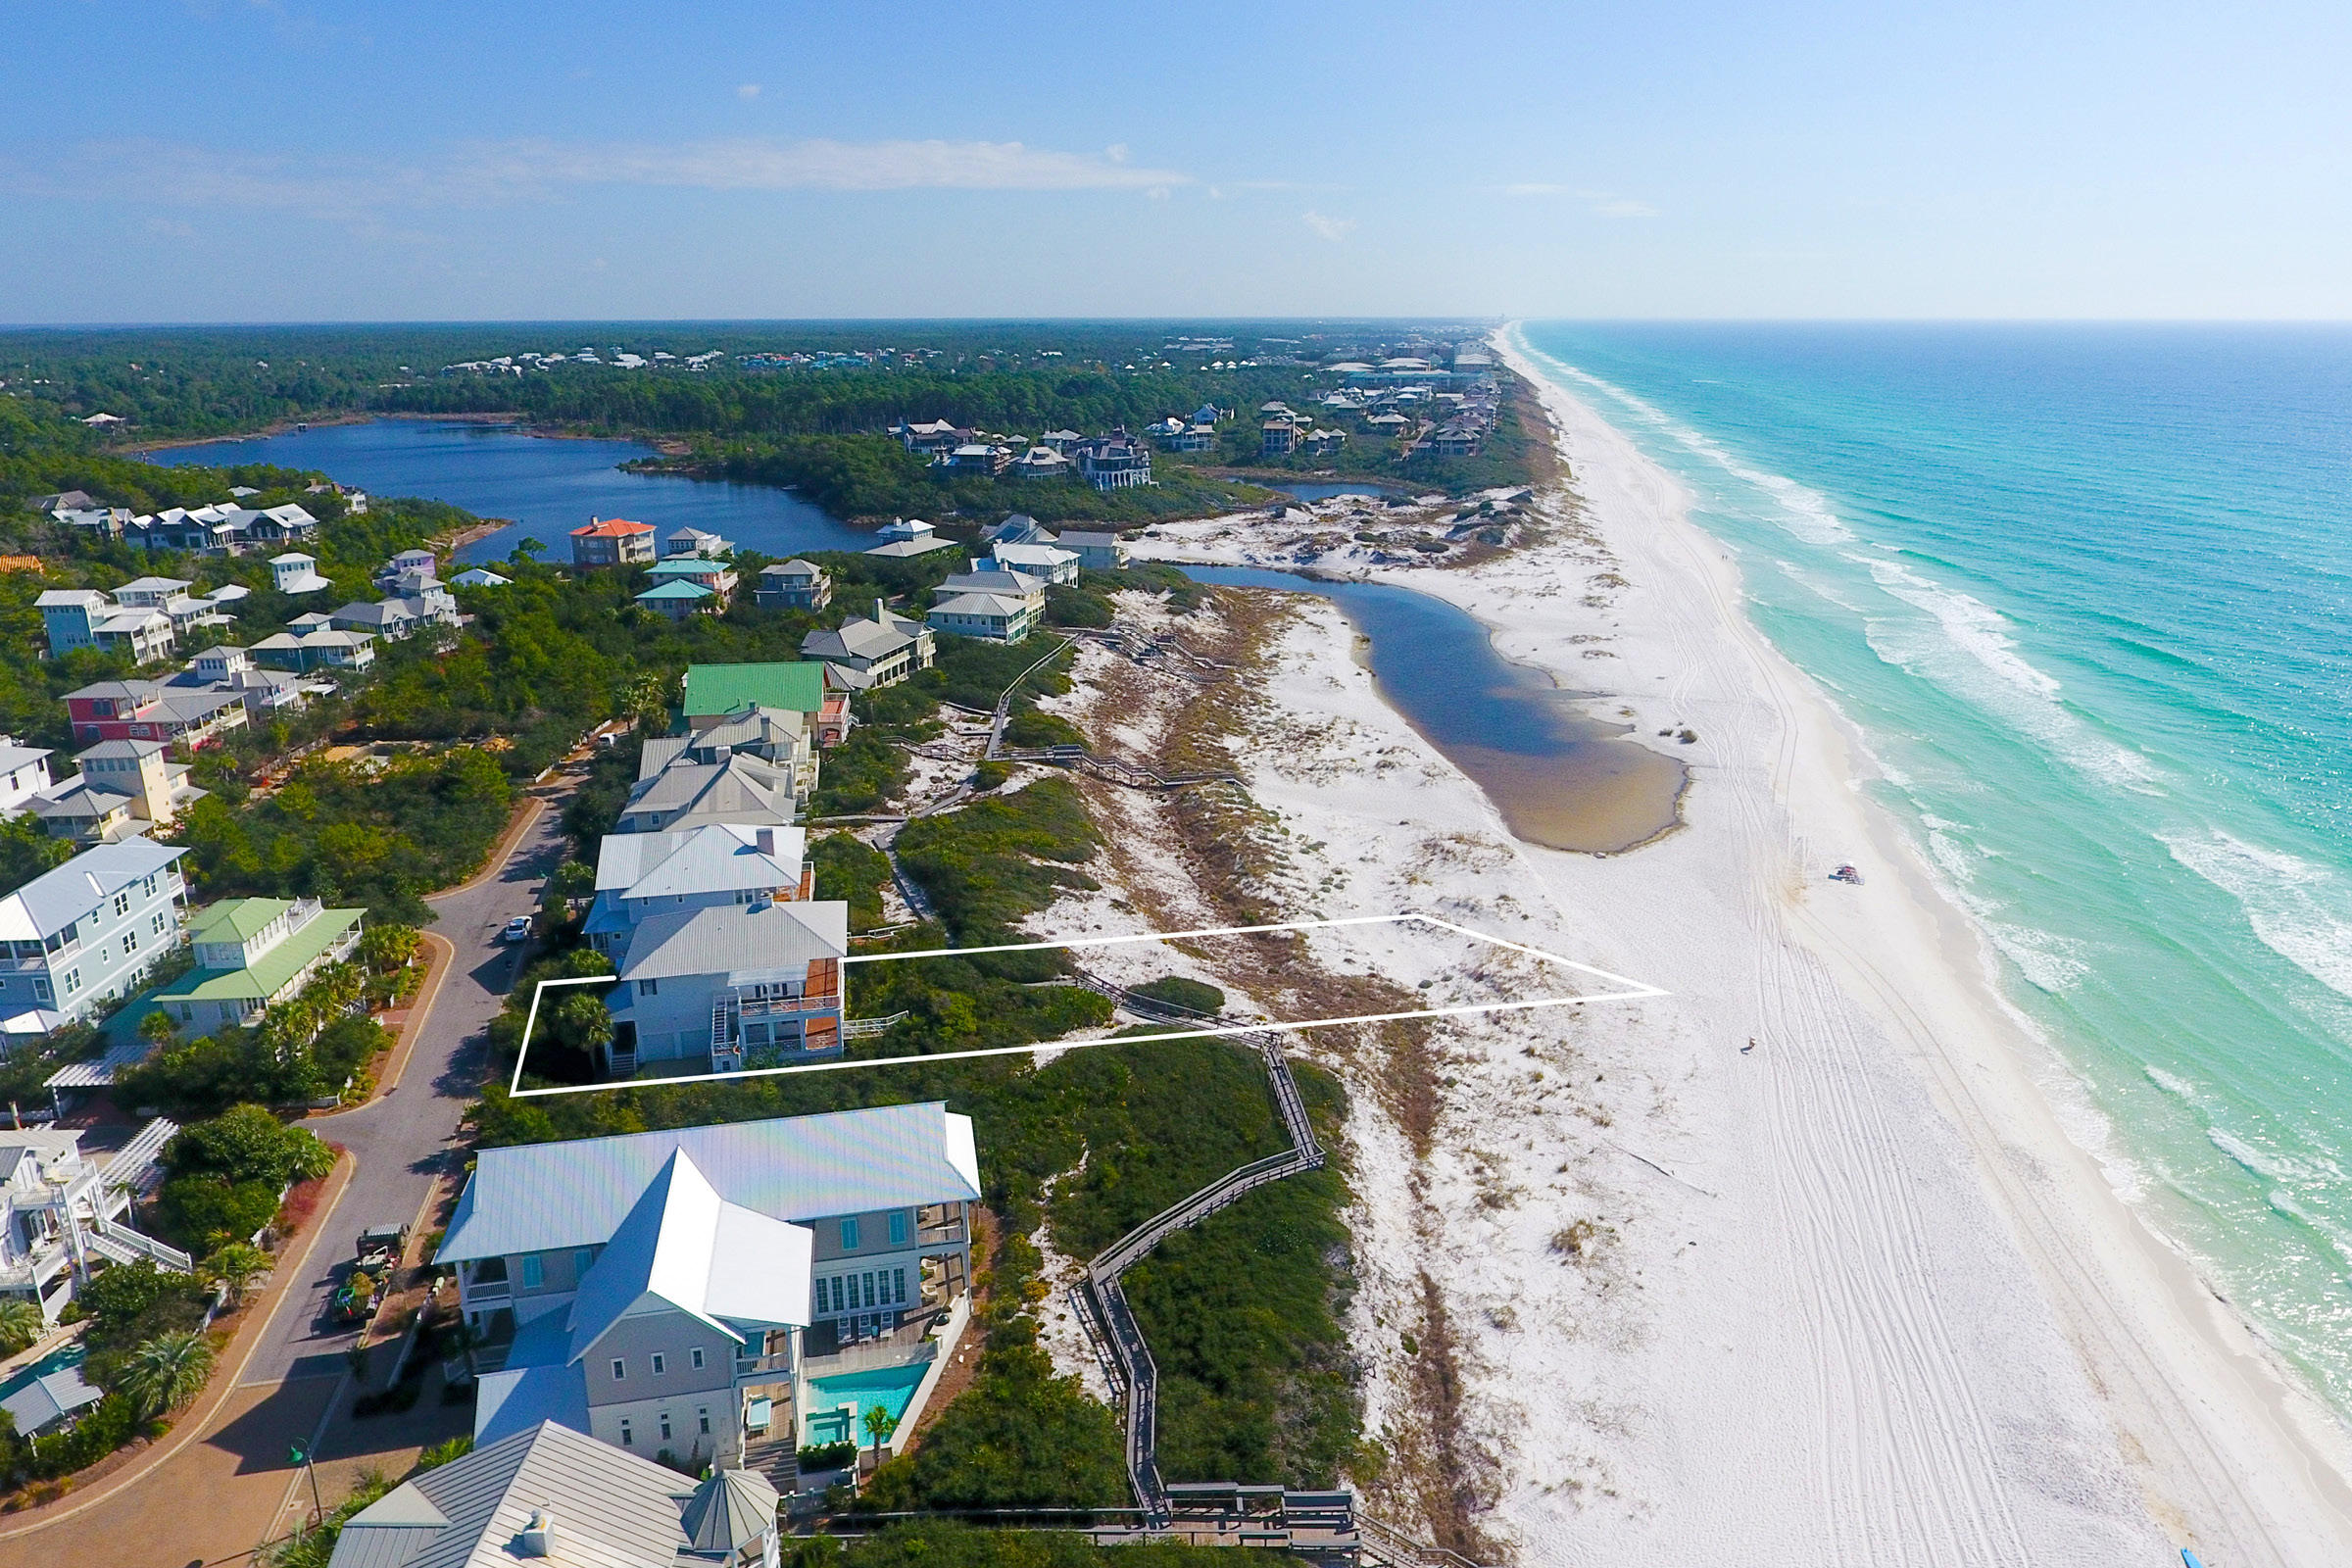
616,898 -> 846,983
0,838 -> 185,943
328,1420 -> 707,1568
437,1102 -> 980,1263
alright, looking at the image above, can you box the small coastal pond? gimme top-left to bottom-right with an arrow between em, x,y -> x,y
1266,481 -> 1415,503
1181,565 -> 1686,854
150,418 -> 872,564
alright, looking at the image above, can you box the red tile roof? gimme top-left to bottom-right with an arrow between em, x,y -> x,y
570,516 -> 655,537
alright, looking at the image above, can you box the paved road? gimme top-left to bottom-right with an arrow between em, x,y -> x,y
244,791 -> 569,1386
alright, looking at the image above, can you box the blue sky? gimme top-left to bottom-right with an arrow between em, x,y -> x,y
4,1 -> 2347,321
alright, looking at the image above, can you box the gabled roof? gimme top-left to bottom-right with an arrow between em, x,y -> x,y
680,662 -> 824,719
0,839 -> 185,943
615,897 -> 846,984
801,616 -> 915,662
596,822 -> 807,902
185,896 -> 291,944
760,558 -> 824,578
569,516 -> 654,538
437,1102 -> 981,1262
618,753 -> 798,833
634,580 -> 715,601
326,1421 -> 705,1568
564,1149 -> 811,1360
932,591 -> 1031,619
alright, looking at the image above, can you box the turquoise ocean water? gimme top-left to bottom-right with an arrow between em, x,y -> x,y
1512,322 -> 2352,1414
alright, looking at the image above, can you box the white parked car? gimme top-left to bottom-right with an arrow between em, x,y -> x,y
500,916 -> 532,945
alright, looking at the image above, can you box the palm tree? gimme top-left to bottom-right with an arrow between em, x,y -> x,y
201,1242 -> 271,1310
862,1404 -> 899,1455
0,1298 -> 43,1356
115,1329 -> 216,1420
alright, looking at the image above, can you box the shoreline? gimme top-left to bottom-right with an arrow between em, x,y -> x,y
1492,325 -> 2352,1561
1126,334 -> 2352,1562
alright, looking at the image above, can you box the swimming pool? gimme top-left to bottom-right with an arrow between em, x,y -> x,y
799,1360 -> 929,1447
0,1344 -> 85,1400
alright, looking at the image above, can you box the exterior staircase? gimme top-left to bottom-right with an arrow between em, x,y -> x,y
736,1432 -> 801,1494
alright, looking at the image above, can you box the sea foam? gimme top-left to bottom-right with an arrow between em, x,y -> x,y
2163,831 -> 2352,1005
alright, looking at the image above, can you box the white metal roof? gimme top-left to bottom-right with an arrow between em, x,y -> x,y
615,898 -> 846,983
437,1102 -> 981,1263
564,1149 -> 810,1360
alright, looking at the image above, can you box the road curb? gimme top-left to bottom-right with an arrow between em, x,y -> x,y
0,1152 -> 359,1541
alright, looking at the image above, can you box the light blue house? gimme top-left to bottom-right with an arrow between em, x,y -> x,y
0,838 -> 188,1042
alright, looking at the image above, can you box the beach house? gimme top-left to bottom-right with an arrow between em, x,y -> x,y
864,518 -> 957,561
0,838 -> 189,1041
635,580 -> 722,621
606,896 -> 847,1073
27,738 -> 206,844
0,743 -> 55,816
1072,430 -> 1154,490
1056,530 -> 1132,571
800,601 -> 934,687
323,1421 -> 780,1568
989,541 -> 1080,585
150,896 -> 365,1035
61,679 -> 248,751
437,1104 -> 980,1480
36,589 -> 175,663
269,552 -> 331,595
1010,446 -> 1071,480
663,525 -> 735,560
645,557 -> 739,598
618,706 -> 820,835
248,626 -> 375,674
0,1124 -> 192,1326
583,822 -> 812,960
570,516 -> 658,567
755,560 -> 832,612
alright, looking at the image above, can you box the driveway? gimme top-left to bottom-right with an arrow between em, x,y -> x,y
0,779 -> 576,1567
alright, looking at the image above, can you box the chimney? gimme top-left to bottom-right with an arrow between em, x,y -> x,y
756,827 -> 775,857
874,598 -> 887,624
519,1509 -> 556,1557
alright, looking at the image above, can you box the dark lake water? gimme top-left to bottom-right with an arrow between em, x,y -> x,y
1181,565 -> 1686,853
150,418 -> 871,564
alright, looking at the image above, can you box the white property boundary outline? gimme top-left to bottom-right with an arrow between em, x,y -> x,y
508,911 -> 1668,1099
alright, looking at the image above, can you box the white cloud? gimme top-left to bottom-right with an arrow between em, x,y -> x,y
736,83 -> 762,100
1105,143 -> 1130,164
1592,198 -> 1659,219
4,135 -> 1193,218
1302,209 -> 1356,242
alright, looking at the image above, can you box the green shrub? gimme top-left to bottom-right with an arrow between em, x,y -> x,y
1125,976 -> 1226,1018
155,1176 -> 280,1253
891,777 -> 1099,942
811,834 -> 893,931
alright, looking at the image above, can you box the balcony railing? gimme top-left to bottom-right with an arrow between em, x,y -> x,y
466,1279 -> 512,1300
736,990 -> 842,1019
733,1348 -> 795,1379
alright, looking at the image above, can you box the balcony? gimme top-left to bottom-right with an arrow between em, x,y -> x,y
735,989 -> 842,1021
466,1278 -> 512,1300
733,1348 -> 795,1380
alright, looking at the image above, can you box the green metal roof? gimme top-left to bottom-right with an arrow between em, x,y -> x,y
186,897 -> 292,945
157,906 -> 365,1004
635,580 -> 715,601
681,662 -> 824,717
645,559 -> 722,577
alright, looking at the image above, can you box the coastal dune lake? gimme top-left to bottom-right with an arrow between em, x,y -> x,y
1183,565 -> 1688,854
153,417 -> 870,563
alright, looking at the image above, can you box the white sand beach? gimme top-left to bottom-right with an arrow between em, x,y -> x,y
1101,340 -> 2352,1566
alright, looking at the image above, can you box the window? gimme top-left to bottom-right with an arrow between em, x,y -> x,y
698,1407 -> 711,1435
894,1267 -> 906,1304
122,929 -> 137,956
660,1413 -> 672,1441
519,1254 -> 543,1289
31,978 -> 50,1004
651,1352 -> 665,1375
60,970 -> 79,996
888,1210 -> 909,1246
113,893 -> 130,918
861,1272 -> 875,1308
150,912 -> 167,936
839,1216 -> 860,1250
143,875 -> 157,898
619,1419 -> 633,1446
637,978 -> 660,997
574,1247 -> 595,1276
612,1358 -> 626,1381
690,1347 -> 705,1370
